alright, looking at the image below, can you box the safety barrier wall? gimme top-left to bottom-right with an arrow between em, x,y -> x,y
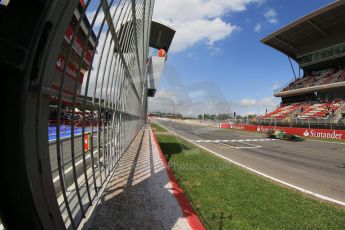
219,123 -> 345,140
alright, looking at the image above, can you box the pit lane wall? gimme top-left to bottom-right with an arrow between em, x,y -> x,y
219,123 -> 345,140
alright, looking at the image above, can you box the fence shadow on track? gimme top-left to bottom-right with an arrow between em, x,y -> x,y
83,130 -> 191,229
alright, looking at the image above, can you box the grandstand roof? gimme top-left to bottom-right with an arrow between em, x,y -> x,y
274,82 -> 345,98
261,0 -> 345,62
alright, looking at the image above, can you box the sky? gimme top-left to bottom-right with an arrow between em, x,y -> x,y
148,0 -> 335,116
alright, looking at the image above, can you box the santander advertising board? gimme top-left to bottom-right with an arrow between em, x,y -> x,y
219,123 -> 345,140
303,129 -> 343,140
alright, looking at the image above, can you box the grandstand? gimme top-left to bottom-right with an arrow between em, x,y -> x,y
260,0 -> 345,126
49,1 -> 96,124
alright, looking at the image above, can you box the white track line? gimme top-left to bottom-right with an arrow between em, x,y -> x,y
191,139 -> 275,143
306,139 -> 345,145
234,141 -> 262,149
157,122 -> 345,207
53,152 -> 94,183
215,141 -> 262,149
53,141 -> 117,183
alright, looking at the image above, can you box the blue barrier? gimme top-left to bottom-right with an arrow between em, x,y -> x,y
48,125 -> 91,142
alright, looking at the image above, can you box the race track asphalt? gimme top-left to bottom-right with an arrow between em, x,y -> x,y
155,119 -> 345,204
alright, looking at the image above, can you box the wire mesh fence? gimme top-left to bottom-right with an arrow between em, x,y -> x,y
40,0 -> 154,228
1,0 -> 156,228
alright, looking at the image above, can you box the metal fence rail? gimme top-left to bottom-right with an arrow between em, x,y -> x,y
1,0 -> 154,229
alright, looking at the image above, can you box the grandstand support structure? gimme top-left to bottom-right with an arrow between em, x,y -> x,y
0,0 -> 176,229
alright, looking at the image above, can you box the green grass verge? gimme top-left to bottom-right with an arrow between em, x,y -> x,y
151,122 -> 168,132
152,123 -> 345,230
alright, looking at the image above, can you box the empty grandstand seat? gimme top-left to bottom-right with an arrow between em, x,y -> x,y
282,69 -> 345,92
297,100 -> 344,119
261,103 -> 301,120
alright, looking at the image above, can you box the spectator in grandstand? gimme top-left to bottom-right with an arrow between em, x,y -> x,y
325,109 -> 330,117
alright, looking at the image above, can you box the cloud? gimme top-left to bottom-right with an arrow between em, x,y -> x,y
240,97 -> 278,108
148,63 -> 280,116
258,97 -> 278,107
264,8 -> 278,24
253,8 -> 278,33
153,0 -> 264,53
268,18 -> 278,24
240,98 -> 257,106
165,18 -> 240,52
209,46 -> 224,56
231,97 -> 280,115
264,8 -> 276,18
148,79 -> 234,116
150,91 -> 280,116
154,0 -> 264,21
254,23 -> 262,32
271,82 -> 281,91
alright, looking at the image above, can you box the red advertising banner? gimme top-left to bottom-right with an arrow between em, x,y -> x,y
220,123 -> 345,140
64,25 -> 93,65
54,56 -> 85,95
56,56 -> 77,78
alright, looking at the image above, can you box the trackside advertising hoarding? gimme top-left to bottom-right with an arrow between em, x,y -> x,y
219,123 -> 345,140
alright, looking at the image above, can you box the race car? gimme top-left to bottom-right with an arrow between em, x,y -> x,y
266,129 -> 303,141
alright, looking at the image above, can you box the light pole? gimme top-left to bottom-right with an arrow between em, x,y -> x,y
170,99 -> 175,118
